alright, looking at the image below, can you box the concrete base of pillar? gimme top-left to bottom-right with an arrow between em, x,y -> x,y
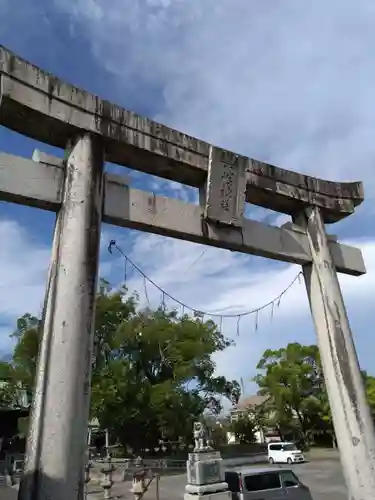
185,491 -> 231,500
185,482 -> 229,495
185,446 -> 229,499
5,473 -> 16,487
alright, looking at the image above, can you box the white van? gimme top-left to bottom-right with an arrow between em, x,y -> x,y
268,442 -> 305,464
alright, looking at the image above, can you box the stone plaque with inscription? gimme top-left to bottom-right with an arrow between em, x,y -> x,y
203,146 -> 247,227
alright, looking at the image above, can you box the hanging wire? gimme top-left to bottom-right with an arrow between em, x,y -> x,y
124,259 -> 128,284
108,240 -> 302,325
183,248 -> 208,275
143,276 -> 149,305
236,316 -> 241,336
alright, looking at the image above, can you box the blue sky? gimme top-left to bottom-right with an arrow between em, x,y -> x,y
1,0 -> 375,403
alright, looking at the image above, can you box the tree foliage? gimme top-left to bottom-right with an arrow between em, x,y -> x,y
363,372 -> 375,415
0,280 -> 240,452
91,281 -> 240,452
254,342 -> 375,446
228,414 -> 256,444
0,314 -> 40,409
205,419 -> 229,448
254,343 -> 324,441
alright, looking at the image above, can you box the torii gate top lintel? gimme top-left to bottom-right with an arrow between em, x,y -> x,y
0,45 -> 363,224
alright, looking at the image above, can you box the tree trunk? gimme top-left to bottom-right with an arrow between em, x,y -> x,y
277,426 -> 284,441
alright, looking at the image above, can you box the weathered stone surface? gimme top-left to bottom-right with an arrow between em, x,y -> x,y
0,45 -> 364,223
188,452 -> 221,463
296,207 -> 375,500
203,147 -> 247,227
184,491 -> 231,500
17,134 -> 105,500
0,152 -> 366,276
186,454 -> 224,486
185,447 -> 228,496
0,151 -> 64,210
185,483 -> 230,496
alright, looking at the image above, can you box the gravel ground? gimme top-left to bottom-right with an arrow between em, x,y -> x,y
0,451 -> 346,500
85,456 -> 346,500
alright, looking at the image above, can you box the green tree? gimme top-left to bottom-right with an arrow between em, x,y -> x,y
254,343 -> 375,447
203,415 -> 229,448
254,343 -> 324,443
0,361 -> 18,408
2,280 -> 241,453
91,283 -> 240,451
247,401 -> 296,442
0,313 -> 40,409
229,413 -> 256,444
209,424 -> 228,448
363,372 -> 375,417
11,313 -> 40,396
307,388 -> 336,447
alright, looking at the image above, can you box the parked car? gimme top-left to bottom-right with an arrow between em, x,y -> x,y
224,467 -> 312,499
268,442 -> 305,464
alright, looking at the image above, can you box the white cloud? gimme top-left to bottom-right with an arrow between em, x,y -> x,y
112,234 -> 375,389
54,0 -> 375,200
1,217 -> 374,399
0,218 -> 51,349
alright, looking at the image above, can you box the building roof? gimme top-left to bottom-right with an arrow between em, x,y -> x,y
232,394 -> 270,411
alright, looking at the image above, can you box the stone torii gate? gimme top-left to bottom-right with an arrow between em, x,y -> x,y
0,46 -> 374,500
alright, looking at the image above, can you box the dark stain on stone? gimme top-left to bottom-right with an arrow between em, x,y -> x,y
200,217 -> 209,239
47,76 -> 58,99
329,300 -> 363,431
352,436 -> 360,446
147,193 -> 156,213
150,137 -> 158,153
81,135 -> 104,308
306,214 -> 356,438
8,53 -> 15,75
100,99 -> 112,138
307,210 -> 322,254
320,282 -> 353,435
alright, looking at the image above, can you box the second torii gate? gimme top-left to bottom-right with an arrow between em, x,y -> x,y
0,45 -> 374,500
